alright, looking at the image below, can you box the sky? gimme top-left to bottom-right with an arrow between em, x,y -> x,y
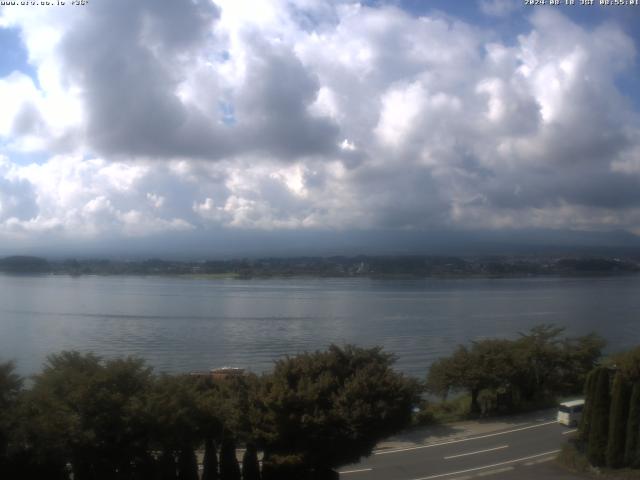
0,0 -> 639,257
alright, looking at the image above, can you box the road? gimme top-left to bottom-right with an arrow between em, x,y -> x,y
339,416 -> 584,480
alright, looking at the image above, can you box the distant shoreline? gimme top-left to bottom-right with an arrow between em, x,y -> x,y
1,271 -> 639,282
1,254 -> 639,278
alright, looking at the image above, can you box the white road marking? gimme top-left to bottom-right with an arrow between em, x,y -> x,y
408,450 -> 561,480
375,421 -> 558,456
562,429 -> 578,435
523,456 -> 555,466
477,466 -> 514,476
444,445 -> 509,460
339,468 -> 373,475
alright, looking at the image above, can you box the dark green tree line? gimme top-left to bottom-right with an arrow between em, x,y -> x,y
579,346 -> 640,470
426,325 -> 604,416
0,345 -> 418,480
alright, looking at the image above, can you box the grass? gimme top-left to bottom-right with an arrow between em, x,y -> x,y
412,395 -> 472,426
412,392 -> 561,427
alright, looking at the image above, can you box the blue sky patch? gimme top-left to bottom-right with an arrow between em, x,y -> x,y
0,26 -> 38,85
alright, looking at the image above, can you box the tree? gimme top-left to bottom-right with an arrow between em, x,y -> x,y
132,452 -> 156,480
0,360 -> 21,413
158,451 -> 178,480
425,355 -> 456,402
579,368 -> 597,441
147,373 -> 225,454
427,326 -> 604,416
0,361 -> 22,477
242,443 -> 260,480
426,346 -> 483,414
581,347 -> 640,469
603,345 -> 640,469
427,340 -> 522,414
220,436 -> 241,480
253,345 -> 420,475
606,373 -> 631,468
613,346 -> 640,382
177,447 -> 199,480
514,324 -> 565,401
20,351 -> 153,478
470,339 -> 521,413
202,438 -> 219,480
587,367 -> 611,466
559,333 -> 605,395
625,383 -> 640,467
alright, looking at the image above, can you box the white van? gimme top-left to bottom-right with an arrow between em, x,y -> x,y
557,399 -> 585,427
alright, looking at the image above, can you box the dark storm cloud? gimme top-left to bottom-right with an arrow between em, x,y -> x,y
349,163 -> 450,229
482,165 -> 640,211
235,37 -> 340,160
60,0 -> 230,159
58,0 -> 339,162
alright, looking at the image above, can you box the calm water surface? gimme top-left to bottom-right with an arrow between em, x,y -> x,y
0,274 -> 639,377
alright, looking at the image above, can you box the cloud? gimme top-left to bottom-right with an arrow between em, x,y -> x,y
479,0 -> 518,17
1,0 -> 340,161
0,3 -> 639,249
58,0 -> 228,159
0,160 -> 38,223
232,36 -> 340,159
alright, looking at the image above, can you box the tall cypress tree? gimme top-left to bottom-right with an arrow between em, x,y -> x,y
177,447 -> 199,480
580,368 -> 598,441
625,383 -> 640,468
587,367 -> 611,466
606,373 -> 631,468
133,453 -> 157,480
260,453 -> 275,480
220,436 -> 241,480
202,438 -> 219,480
242,443 -> 261,480
159,451 -> 178,480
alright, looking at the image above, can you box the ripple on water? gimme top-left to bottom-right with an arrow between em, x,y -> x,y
2,275 -> 640,376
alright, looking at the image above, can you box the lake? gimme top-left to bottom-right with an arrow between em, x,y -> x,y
1,274 -> 639,378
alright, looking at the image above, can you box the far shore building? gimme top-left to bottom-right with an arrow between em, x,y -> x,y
190,367 -> 245,381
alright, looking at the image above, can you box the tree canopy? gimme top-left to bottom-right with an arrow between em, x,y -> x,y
252,345 -> 420,473
0,345 -> 419,479
426,325 -> 604,415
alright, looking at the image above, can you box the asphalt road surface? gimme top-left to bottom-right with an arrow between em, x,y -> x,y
339,418 -> 585,480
